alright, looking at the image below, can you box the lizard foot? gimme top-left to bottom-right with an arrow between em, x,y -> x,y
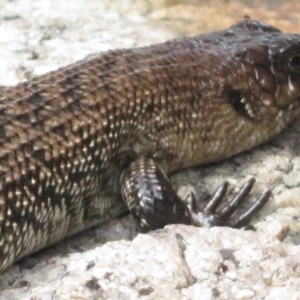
121,157 -> 271,230
189,178 -> 272,228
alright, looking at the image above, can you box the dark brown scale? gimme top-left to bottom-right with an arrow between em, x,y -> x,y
1,19 -> 300,273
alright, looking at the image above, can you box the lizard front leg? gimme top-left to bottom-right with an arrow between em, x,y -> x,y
121,157 -> 271,231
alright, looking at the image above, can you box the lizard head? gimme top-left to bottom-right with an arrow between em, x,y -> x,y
223,19 -> 300,125
167,20 -> 300,168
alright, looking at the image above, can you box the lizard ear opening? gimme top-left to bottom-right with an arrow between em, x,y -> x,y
224,88 -> 255,120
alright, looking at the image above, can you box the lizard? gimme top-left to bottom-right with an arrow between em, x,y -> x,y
0,19 -> 300,274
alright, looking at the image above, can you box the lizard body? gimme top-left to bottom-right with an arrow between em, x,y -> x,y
1,19 -> 300,273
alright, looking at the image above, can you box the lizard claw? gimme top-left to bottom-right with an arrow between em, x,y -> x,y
189,178 -> 271,228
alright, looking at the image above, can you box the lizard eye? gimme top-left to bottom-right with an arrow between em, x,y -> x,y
287,52 -> 300,73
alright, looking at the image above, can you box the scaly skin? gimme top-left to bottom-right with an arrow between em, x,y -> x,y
0,19 -> 300,273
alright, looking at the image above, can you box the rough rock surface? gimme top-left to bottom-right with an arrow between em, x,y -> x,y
2,225 -> 300,300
